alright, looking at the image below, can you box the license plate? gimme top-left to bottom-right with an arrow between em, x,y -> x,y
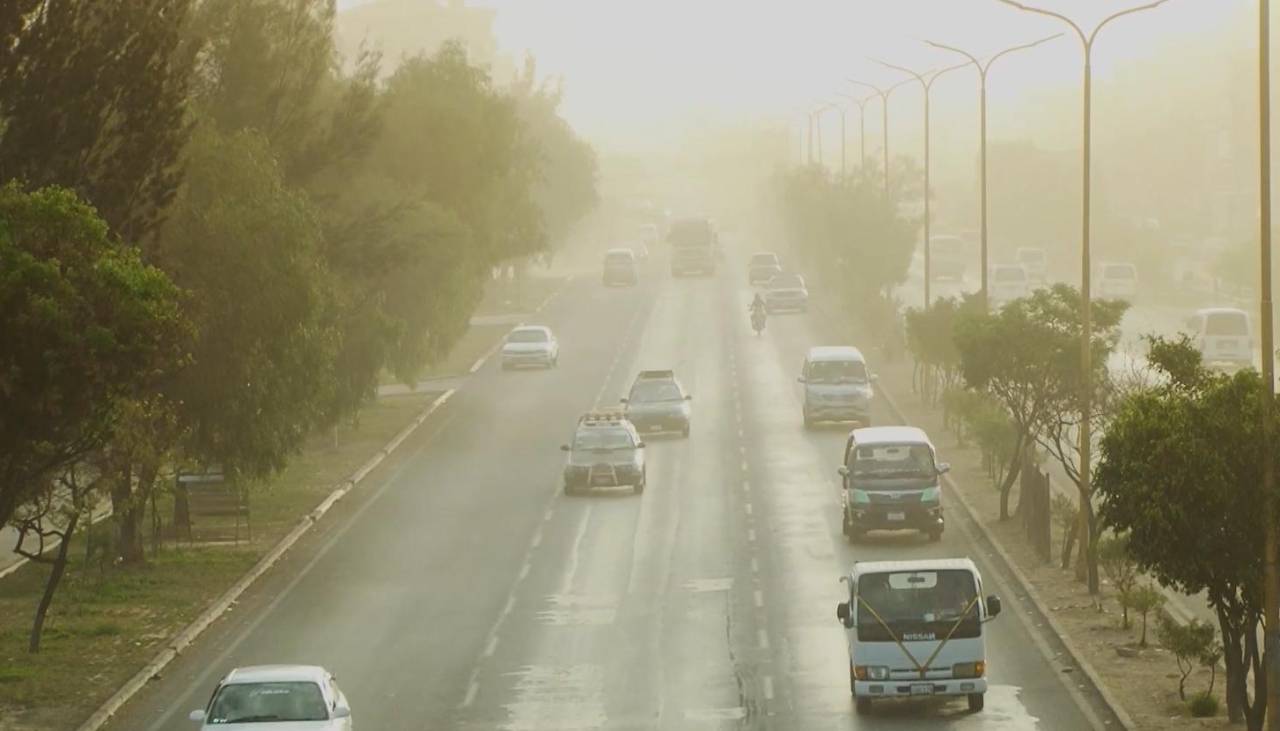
887,512 -> 906,522
910,683 -> 933,696
593,476 -> 613,485
649,425 -> 663,432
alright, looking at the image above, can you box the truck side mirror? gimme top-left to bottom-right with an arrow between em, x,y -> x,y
560,444 -> 571,452
937,462 -> 951,475
836,601 -> 851,626
837,465 -> 849,477
986,595 -> 1002,619
796,376 -> 806,383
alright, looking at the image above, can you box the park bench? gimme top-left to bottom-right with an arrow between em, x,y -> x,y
175,472 -> 250,544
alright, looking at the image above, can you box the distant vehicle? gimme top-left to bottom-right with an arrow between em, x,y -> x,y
837,426 -> 948,542
621,370 -> 692,437
748,252 -> 782,286
603,247 -> 639,286
799,346 -> 875,428
1186,307 -> 1253,369
638,223 -> 660,246
632,242 -> 650,262
928,235 -> 966,281
1097,262 -> 1137,300
835,558 -> 1002,715
561,411 -> 646,495
669,217 -> 718,276
189,665 -> 352,729
988,264 -> 1030,305
765,273 -> 809,313
501,325 -> 559,370
1015,247 -> 1047,281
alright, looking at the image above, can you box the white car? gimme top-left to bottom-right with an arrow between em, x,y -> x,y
1015,247 -> 1047,281
989,264 -> 1030,305
501,325 -> 559,369
1097,262 -> 1137,300
189,665 -> 352,729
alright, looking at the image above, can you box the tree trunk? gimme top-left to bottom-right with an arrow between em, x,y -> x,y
1244,622 -> 1266,731
1218,605 -> 1246,723
1075,498 -> 1100,593
1061,515 -> 1077,571
997,435 -> 1025,521
112,463 -> 144,565
29,512 -> 78,654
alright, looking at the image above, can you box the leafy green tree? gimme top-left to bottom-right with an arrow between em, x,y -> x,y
1124,584 -> 1165,648
0,0 -> 198,243
0,183 -> 188,531
1097,533 -> 1140,628
1096,340 -> 1269,727
1158,615 -> 1221,701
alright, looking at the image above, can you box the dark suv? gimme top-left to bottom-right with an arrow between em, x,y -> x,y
622,370 -> 692,437
561,412 -> 647,495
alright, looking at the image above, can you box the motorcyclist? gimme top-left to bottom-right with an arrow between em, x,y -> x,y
749,293 -> 766,316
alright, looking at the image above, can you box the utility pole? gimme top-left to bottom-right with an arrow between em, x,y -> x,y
927,34 -> 1061,312
997,0 -> 1169,596
876,59 -> 968,310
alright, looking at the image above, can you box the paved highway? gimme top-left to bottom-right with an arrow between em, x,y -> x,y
107,251 -> 1111,730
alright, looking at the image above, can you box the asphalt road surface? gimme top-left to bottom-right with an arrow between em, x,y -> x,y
107,254 -> 1112,730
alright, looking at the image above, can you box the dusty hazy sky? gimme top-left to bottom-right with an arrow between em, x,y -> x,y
338,1 -> 1247,156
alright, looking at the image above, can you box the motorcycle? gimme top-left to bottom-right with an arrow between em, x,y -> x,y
750,306 -> 766,336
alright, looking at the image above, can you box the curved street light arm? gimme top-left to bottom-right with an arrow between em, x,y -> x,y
985,32 -> 1063,72
1088,0 -> 1170,47
925,39 -> 981,70
995,0 -> 1087,46
846,79 -> 887,99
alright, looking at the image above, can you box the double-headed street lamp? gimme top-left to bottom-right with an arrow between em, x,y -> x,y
1259,0 -> 1279,727
995,0 -> 1168,598
835,93 -> 876,172
926,34 -> 1061,312
847,76 -> 917,197
815,102 -> 848,179
876,59 -> 969,310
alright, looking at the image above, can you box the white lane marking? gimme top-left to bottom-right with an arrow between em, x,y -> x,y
531,526 -> 543,548
463,678 -> 479,707
754,589 -> 764,608
763,675 -> 775,701
758,629 -> 771,650
740,460 -> 749,472
559,506 -> 593,596
747,528 -> 756,542
483,634 -> 499,658
751,557 -> 760,574
518,562 -> 531,581
684,707 -> 747,721
738,428 -> 744,438
742,480 -> 751,493
745,503 -> 753,516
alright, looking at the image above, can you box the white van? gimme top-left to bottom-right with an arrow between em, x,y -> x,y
1097,262 -> 1137,301
928,235 -> 966,281
1015,247 -> 1046,281
1186,307 -> 1253,369
836,558 -> 1002,715
989,264 -> 1030,305
798,346 -> 875,428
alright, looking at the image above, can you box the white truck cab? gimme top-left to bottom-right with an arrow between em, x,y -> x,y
835,558 -> 1002,716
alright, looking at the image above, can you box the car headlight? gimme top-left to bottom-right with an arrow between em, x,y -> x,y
850,489 -> 870,504
952,661 -> 985,679
921,486 -> 940,502
854,665 -> 890,681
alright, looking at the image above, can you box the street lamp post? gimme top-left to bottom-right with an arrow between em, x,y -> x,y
836,93 -> 876,171
876,60 -> 969,310
847,77 -> 916,197
1259,1 -> 1279,727
995,0 -> 1169,599
926,34 -> 1061,312
818,103 -> 848,179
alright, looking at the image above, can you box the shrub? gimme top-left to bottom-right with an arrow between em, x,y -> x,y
1158,615 -> 1219,700
1097,533 -> 1139,628
1123,584 -> 1166,647
1188,692 -> 1219,718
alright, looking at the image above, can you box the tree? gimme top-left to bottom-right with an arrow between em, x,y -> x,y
0,183 -> 188,531
1097,533 -> 1140,628
0,0 -> 198,244
1159,615 -> 1221,702
9,465 -> 96,653
1124,584 -> 1165,648
1096,340 -> 1269,728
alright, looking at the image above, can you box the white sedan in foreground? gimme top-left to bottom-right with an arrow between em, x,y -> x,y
190,665 -> 352,729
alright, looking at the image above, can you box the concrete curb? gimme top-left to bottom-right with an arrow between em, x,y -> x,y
75,388 -> 455,731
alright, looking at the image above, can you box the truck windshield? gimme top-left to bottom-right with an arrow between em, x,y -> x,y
807,360 -> 866,383
856,569 -> 980,642
669,219 -> 712,246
